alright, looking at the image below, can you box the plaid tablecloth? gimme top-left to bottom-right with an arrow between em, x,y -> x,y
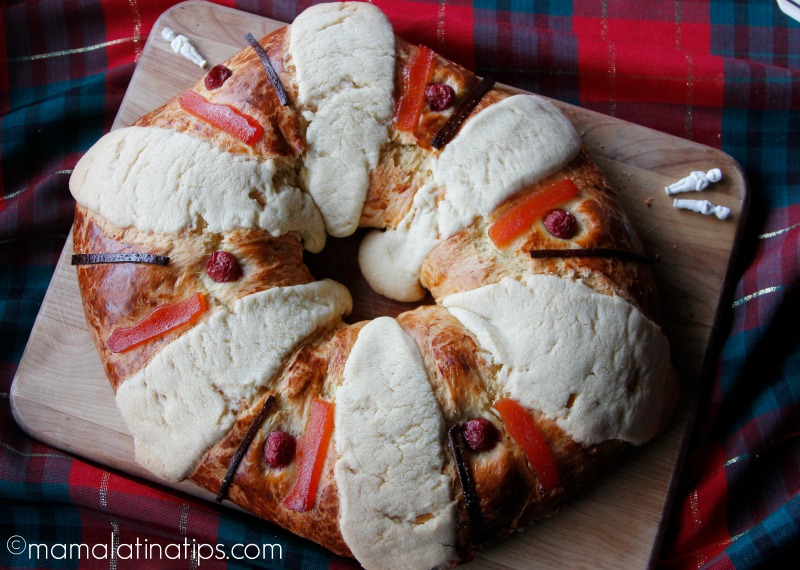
1,1 -> 798,568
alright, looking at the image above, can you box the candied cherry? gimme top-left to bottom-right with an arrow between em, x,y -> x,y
205,64 -> 232,90
543,209 -> 577,239
206,251 -> 242,283
463,418 -> 500,452
264,431 -> 296,468
425,83 -> 456,111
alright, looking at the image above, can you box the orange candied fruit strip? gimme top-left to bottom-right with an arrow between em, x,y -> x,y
283,398 -> 335,512
493,398 -> 560,492
393,45 -> 435,132
178,90 -> 264,146
107,292 -> 207,353
487,178 -> 580,248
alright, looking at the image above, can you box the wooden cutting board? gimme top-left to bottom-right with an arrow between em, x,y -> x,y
11,1 -> 748,568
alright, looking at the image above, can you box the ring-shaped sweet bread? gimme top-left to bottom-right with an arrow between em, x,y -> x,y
69,3 -> 678,568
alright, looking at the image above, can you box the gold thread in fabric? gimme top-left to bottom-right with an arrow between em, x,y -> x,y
688,489 -> 701,529
478,67 -> 721,82
600,0 -> 617,116
688,490 -> 707,568
675,433 -> 800,565
724,430 -> 800,467
607,43 -> 617,117
179,504 -> 190,535
694,431 -> 800,485
128,0 -> 143,61
759,222 -> 800,239
179,504 -> 198,569
100,471 -> 110,509
677,0 -> 695,139
3,170 -> 72,202
600,0 -> 609,42
685,52 -> 694,140
100,471 -> 120,570
723,453 -> 747,468
110,520 -> 120,570
6,186 -> 35,201
727,532 -> 745,547
2,38 -> 134,62
437,1 -> 447,48
731,285 -> 785,308
0,440 -> 71,459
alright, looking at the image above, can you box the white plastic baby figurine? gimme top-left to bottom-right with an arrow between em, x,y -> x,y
665,168 -> 722,195
161,27 -> 207,68
673,198 -> 731,220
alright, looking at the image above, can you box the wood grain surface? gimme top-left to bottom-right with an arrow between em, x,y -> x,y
11,2 -> 749,568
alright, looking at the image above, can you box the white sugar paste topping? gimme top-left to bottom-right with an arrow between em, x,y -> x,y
358,182 -> 441,301
69,127 -> 326,252
116,280 -> 352,481
434,94 -> 581,237
335,317 -> 457,570
359,95 -> 581,301
443,275 -> 677,445
290,2 -> 396,237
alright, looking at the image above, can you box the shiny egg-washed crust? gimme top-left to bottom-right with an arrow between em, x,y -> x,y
135,27 -> 305,161
73,23 -> 669,567
72,205 -> 314,390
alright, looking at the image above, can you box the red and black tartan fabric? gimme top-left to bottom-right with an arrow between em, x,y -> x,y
1,1 -> 799,568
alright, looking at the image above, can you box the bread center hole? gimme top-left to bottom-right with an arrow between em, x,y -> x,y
303,229 -> 434,323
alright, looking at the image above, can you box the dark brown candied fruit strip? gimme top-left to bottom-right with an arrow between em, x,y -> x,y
431,76 -> 495,150
216,394 -> 276,503
71,253 -> 169,266
529,247 -> 653,264
448,424 -> 484,544
245,33 -> 288,106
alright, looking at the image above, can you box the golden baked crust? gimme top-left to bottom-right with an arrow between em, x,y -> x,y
359,39 -> 503,230
421,151 -> 661,322
71,8 -> 676,567
191,323 -> 359,558
135,27 -> 304,161
187,303 -> 629,559
73,205 -> 314,389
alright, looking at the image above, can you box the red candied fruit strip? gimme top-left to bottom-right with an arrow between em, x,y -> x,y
283,399 -> 335,512
107,292 -> 207,353
488,178 -> 580,248
493,398 -> 560,492
393,45 -> 435,132
178,90 -> 263,146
